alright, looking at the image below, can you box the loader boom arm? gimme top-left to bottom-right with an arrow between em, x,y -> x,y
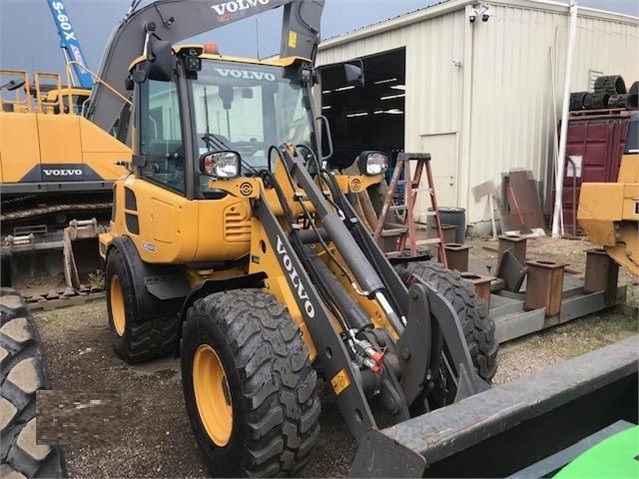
85,0 -> 325,133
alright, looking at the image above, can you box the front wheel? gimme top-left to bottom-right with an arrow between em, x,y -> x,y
395,261 -> 498,405
181,289 -> 321,477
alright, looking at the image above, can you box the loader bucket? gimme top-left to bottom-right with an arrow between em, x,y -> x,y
4,219 -> 104,292
350,335 -> 638,478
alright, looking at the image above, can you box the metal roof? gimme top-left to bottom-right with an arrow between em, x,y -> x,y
319,0 -> 639,50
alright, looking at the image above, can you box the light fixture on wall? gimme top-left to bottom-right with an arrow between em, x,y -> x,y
480,4 -> 492,22
469,3 -> 491,23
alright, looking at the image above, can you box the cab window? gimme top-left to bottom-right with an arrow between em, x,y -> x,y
140,79 -> 185,193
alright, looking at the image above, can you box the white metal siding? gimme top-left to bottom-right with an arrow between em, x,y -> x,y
317,0 -> 639,224
467,4 -> 639,223
316,10 -> 468,213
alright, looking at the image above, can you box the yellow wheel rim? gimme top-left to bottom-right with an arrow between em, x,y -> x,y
110,275 -> 126,337
193,344 -> 233,446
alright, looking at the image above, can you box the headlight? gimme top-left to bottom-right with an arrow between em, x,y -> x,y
358,151 -> 389,176
200,151 -> 240,179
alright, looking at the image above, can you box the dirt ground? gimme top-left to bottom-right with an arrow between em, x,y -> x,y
33,236 -> 638,478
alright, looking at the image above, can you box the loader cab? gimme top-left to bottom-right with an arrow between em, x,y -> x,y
132,45 -> 319,200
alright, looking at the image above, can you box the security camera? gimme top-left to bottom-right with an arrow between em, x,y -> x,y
481,5 -> 492,22
469,8 -> 478,23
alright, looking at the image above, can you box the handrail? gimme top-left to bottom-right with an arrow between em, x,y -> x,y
64,60 -> 133,106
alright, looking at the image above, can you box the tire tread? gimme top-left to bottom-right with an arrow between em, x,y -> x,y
0,288 -> 66,478
183,289 -> 320,477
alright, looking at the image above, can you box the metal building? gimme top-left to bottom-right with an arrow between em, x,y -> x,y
316,0 -> 639,229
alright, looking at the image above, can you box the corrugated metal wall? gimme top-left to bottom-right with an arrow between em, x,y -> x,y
316,9 -> 468,213
317,1 -> 639,224
468,3 -> 639,224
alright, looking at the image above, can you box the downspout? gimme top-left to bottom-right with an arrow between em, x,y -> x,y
552,0 -> 578,238
460,4 -> 475,216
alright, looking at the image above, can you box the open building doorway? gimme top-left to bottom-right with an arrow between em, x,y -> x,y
320,48 -> 406,171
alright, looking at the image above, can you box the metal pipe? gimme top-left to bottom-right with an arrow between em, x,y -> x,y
552,0 -> 579,238
375,291 -> 405,335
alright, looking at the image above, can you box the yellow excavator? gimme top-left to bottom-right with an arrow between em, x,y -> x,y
0,0 -> 133,290
578,112 -> 639,276
92,0 -> 497,476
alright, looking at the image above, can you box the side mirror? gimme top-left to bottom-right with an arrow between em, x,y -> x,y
147,40 -> 175,82
344,60 -> 365,88
200,150 -> 241,179
1,79 -> 26,91
316,58 -> 365,90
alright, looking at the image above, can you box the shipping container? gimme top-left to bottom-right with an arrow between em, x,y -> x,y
560,110 -> 631,234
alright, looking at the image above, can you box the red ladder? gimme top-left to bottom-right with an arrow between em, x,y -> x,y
373,153 -> 448,266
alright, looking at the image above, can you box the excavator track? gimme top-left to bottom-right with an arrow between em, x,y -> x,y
1,201 -> 112,224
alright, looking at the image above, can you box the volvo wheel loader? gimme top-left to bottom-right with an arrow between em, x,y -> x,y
94,0 -> 497,476
578,112 -> 639,276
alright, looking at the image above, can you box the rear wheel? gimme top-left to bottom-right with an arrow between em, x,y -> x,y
395,262 -> 498,382
0,288 -> 66,478
105,247 -> 178,364
181,289 -> 321,477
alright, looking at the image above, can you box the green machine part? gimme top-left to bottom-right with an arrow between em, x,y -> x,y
555,425 -> 639,479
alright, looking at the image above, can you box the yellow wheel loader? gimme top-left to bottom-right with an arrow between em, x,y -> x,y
94,1 -> 497,475
578,112 -> 639,276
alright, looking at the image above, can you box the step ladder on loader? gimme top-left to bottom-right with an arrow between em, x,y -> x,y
374,152 -> 448,266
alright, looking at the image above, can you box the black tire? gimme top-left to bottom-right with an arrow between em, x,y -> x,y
594,75 -> 626,95
569,92 -> 588,111
181,289 -> 321,477
0,288 -> 66,478
105,246 -> 178,364
583,91 -> 610,110
395,262 -> 498,382
608,94 -> 629,109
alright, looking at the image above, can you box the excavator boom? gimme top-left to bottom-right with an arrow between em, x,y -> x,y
86,0 -> 325,133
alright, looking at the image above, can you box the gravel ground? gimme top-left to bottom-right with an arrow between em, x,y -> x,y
32,236 -> 638,478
